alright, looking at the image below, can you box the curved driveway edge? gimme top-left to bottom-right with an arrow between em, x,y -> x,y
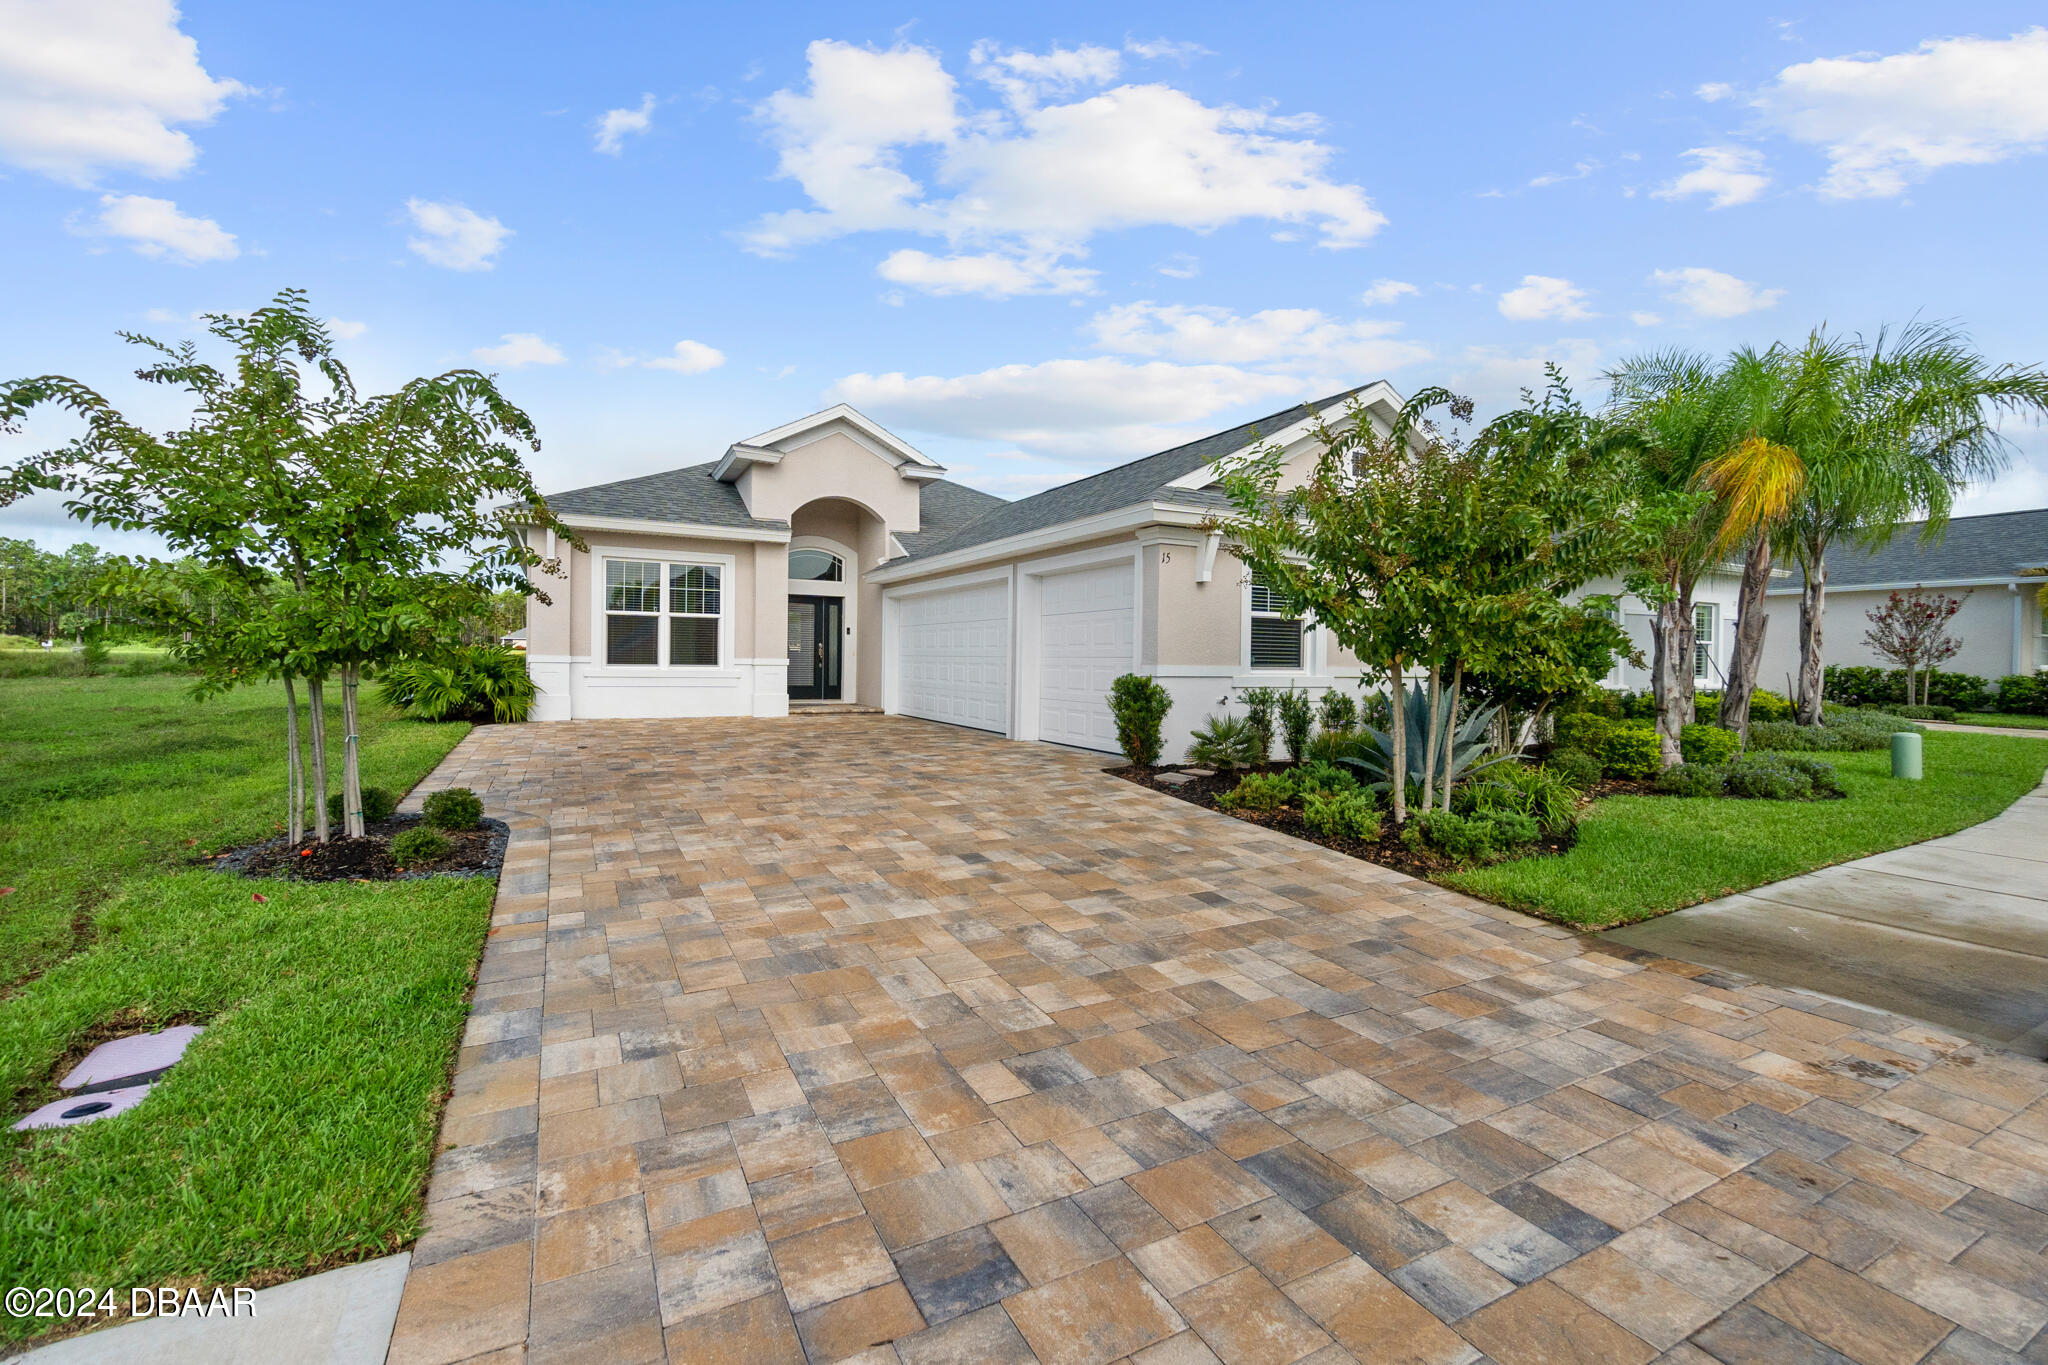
386,717 -> 2048,1364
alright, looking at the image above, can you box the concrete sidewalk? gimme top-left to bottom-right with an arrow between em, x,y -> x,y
1609,775 -> 2048,1055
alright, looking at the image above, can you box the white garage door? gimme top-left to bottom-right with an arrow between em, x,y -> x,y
1037,561 -> 1134,752
896,581 -> 1010,733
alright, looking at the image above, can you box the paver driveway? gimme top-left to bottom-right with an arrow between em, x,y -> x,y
386,716 -> 2048,1365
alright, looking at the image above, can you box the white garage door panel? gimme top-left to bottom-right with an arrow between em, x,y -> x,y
897,582 -> 1009,733
1036,561 -> 1133,752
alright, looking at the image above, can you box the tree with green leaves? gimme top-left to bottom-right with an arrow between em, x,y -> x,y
1218,374 -> 1646,822
1778,323 -> 2048,724
0,289 -> 573,841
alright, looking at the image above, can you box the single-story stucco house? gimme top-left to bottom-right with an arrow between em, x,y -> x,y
516,385 -> 1743,759
1755,507 -> 2048,689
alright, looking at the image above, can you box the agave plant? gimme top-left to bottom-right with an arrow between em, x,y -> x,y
376,645 -> 537,724
1336,682 -> 1513,794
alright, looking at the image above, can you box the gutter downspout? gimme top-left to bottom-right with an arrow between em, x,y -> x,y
2013,582 -> 2024,677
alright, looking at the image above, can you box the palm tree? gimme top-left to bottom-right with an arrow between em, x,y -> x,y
1784,323 -> 2048,724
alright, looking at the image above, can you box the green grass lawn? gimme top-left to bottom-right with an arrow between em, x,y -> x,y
0,674 -> 486,1348
1947,711 -> 2048,731
1441,729 -> 2048,929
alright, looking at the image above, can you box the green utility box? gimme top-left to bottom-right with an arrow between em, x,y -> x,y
1891,731 -> 1923,780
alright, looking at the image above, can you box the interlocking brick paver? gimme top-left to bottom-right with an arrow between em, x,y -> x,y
382,716 -> 2048,1363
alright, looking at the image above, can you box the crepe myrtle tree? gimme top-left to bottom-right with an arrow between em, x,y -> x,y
0,289 -> 574,840
1863,587 -> 1968,707
1217,373 -> 1649,821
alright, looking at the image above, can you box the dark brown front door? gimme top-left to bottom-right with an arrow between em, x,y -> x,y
787,596 -> 843,700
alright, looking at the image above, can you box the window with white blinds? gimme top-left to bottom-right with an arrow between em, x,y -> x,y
1249,568 -> 1303,670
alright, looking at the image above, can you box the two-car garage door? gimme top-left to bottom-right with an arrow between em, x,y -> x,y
892,560 -> 1133,753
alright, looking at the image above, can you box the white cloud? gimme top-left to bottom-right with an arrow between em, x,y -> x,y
827,357 -> 1308,460
471,333 -> 565,368
1447,339 -> 1605,410
73,193 -> 236,263
1085,300 -> 1430,376
1630,311 -> 1663,327
877,248 -> 1095,297
594,93 -> 655,155
642,340 -> 725,374
1652,145 -> 1771,208
1746,28 -> 2048,198
1651,266 -> 1784,318
1125,38 -> 1210,64
1359,279 -> 1417,306
1155,252 -> 1199,279
1529,159 -> 1599,188
969,41 -> 1122,111
1696,82 -> 1736,103
742,40 -> 1385,294
325,318 -> 368,339
1498,275 -> 1594,322
405,198 -> 511,270
0,0 -> 246,185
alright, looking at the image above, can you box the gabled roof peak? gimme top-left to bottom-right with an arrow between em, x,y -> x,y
713,404 -> 943,483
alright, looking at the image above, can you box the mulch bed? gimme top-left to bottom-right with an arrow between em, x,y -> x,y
1108,762 -> 1579,878
210,815 -> 509,883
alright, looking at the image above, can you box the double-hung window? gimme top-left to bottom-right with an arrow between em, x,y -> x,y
1249,567 -> 1304,670
604,558 -> 722,667
1693,602 -> 1717,681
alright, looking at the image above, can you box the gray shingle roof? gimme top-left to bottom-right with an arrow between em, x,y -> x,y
890,386 -> 1373,562
540,462 -> 1009,542
542,463 -> 785,529
1791,507 -> 2048,589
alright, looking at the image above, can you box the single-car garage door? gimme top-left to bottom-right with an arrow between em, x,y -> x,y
1037,561 -> 1134,752
896,581 -> 1010,733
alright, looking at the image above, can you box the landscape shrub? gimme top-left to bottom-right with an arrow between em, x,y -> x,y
1217,772 -> 1291,812
1187,714 -> 1262,771
1890,704 -> 1957,721
1749,720 -> 1893,752
1679,723 -> 1740,766
1303,788 -> 1380,841
1462,763 -> 1578,836
1317,689 -> 1358,733
1237,687 -> 1279,763
1749,689 -> 1793,722
1406,809 -> 1540,862
423,787 -> 484,831
1602,725 -> 1663,780
1833,706 -> 1923,735
1923,672 -> 1990,712
376,646 -> 537,724
1653,763 -> 1726,798
1557,689 -> 1623,721
1782,754 -> 1843,797
1276,688 -> 1316,762
1824,665 -> 1990,712
1303,731 -> 1355,765
1617,690 -> 1657,721
1289,759 -> 1359,795
1993,673 -> 2048,715
1722,753 -> 1814,800
1553,714 -> 1614,755
1108,674 -> 1173,767
327,786 -> 398,826
390,826 -> 453,866
1480,810 -> 1542,848
1542,748 -> 1602,793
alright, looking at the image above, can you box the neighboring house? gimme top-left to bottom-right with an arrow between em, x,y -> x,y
516,385 -> 1738,758
1756,508 -> 2048,688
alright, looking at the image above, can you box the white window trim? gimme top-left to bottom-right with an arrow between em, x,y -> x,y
1693,602 -> 1718,682
588,545 -> 738,677
1242,566 -> 1311,672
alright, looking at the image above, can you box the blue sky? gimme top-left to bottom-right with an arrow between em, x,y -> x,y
5,1 -> 2048,553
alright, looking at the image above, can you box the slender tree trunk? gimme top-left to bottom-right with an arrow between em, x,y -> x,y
341,663 -> 365,838
1796,551 -> 1828,725
1439,663 -> 1463,811
1421,663 -> 1442,813
1387,660 -> 1408,826
1652,599 -> 1685,769
284,674 -> 304,845
308,674 -> 331,842
1719,533 -> 1774,742
1676,582 -> 1699,726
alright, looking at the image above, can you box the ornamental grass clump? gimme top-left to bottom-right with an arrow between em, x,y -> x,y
1542,748 -> 1602,793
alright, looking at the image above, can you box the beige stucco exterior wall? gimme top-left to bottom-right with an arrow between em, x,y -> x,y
738,428 -> 922,531
1757,582 -> 2044,685
530,528 -> 769,662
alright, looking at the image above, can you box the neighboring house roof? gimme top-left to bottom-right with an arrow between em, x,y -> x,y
540,461 -> 1006,538
1769,507 -> 2048,592
889,385 -> 1376,563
